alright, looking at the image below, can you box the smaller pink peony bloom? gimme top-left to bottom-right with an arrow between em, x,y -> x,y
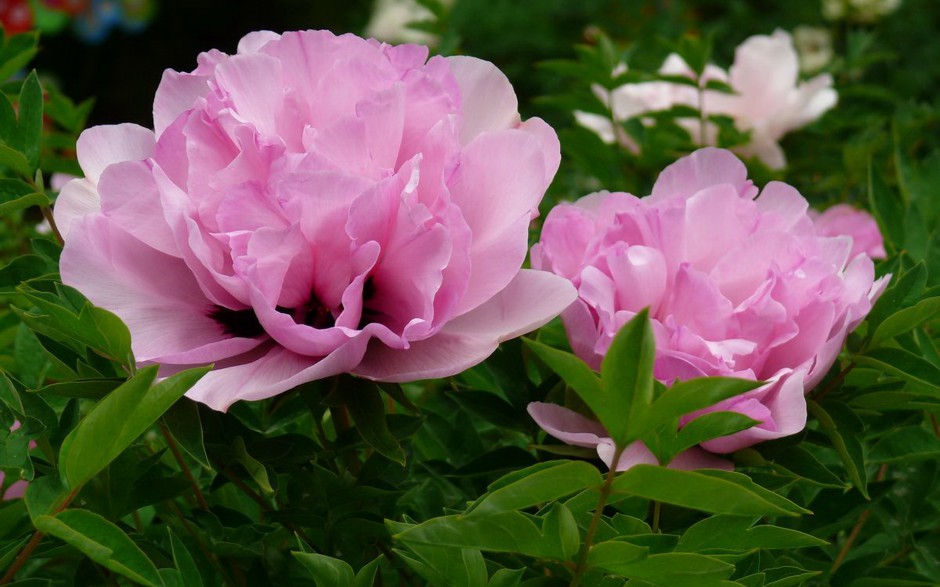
529,148 -> 889,471
54,30 -> 576,411
577,30 -> 837,169
812,204 -> 887,260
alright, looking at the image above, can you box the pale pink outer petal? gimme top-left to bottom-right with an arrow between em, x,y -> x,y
96,161 -> 179,256
353,269 -> 576,381
527,402 -> 608,448
53,178 -> 100,240
449,130 -> 554,314
447,56 -> 521,144
649,147 -> 758,203
76,123 -> 155,183
237,30 -> 281,54
153,71 -> 211,137
60,214 -> 264,364
700,368 -> 809,453
185,342 -> 370,412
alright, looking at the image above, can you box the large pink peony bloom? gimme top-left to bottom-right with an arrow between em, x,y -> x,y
55,30 -> 576,411
529,148 -> 888,470
576,30 -> 837,169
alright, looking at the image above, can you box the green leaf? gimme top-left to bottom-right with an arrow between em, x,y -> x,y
0,191 -> 47,216
524,338 -> 606,417
678,515 -> 827,552
0,32 -> 38,83
162,400 -> 210,470
540,502 -> 580,561
34,509 -> 163,587
600,308 -> 656,445
855,347 -> 940,391
292,552 -> 354,587
168,529 -> 204,587
488,568 -> 525,587
870,297 -> 940,346
643,377 -> 763,437
354,555 -> 382,587
344,378 -> 405,465
59,366 -> 209,489
868,163 -> 904,250
590,551 -> 733,586
587,540 -> 648,569
232,436 -> 274,496
16,70 -> 42,170
869,426 -> 940,463
611,465 -> 809,516
0,144 -> 31,177
393,546 -> 487,587
23,475 -> 70,521
467,460 -> 601,515
807,401 -> 869,498
391,511 -> 573,560
763,446 -> 846,489
667,412 -> 759,461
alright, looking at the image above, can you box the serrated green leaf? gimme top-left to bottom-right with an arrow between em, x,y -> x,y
35,509 -> 163,587
468,460 -> 601,516
59,366 -> 209,489
611,465 -> 809,516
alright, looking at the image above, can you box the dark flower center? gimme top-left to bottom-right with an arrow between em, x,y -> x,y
209,306 -> 265,338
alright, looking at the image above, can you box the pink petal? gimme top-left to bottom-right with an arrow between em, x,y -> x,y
185,342 -> 370,411
237,30 -> 281,54
153,71 -> 211,138
649,148 -> 758,203
96,161 -> 178,256
527,402 -> 608,448
53,178 -> 100,240
450,130 -> 553,313
76,123 -> 155,183
447,56 -> 521,144
60,215 -> 264,364
354,270 -> 576,381
213,53 -> 285,137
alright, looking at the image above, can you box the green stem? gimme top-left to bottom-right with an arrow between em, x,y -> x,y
160,424 -> 209,511
569,443 -> 626,587
651,501 -> 662,533
0,487 -> 79,584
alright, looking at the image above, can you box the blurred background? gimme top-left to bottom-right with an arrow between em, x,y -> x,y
23,0 -> 938,130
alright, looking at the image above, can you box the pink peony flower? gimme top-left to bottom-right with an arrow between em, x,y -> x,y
54,30 -> 576,411
577,30 -> 837,169
812,204 -> 887,260
529,148 -> 889,470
